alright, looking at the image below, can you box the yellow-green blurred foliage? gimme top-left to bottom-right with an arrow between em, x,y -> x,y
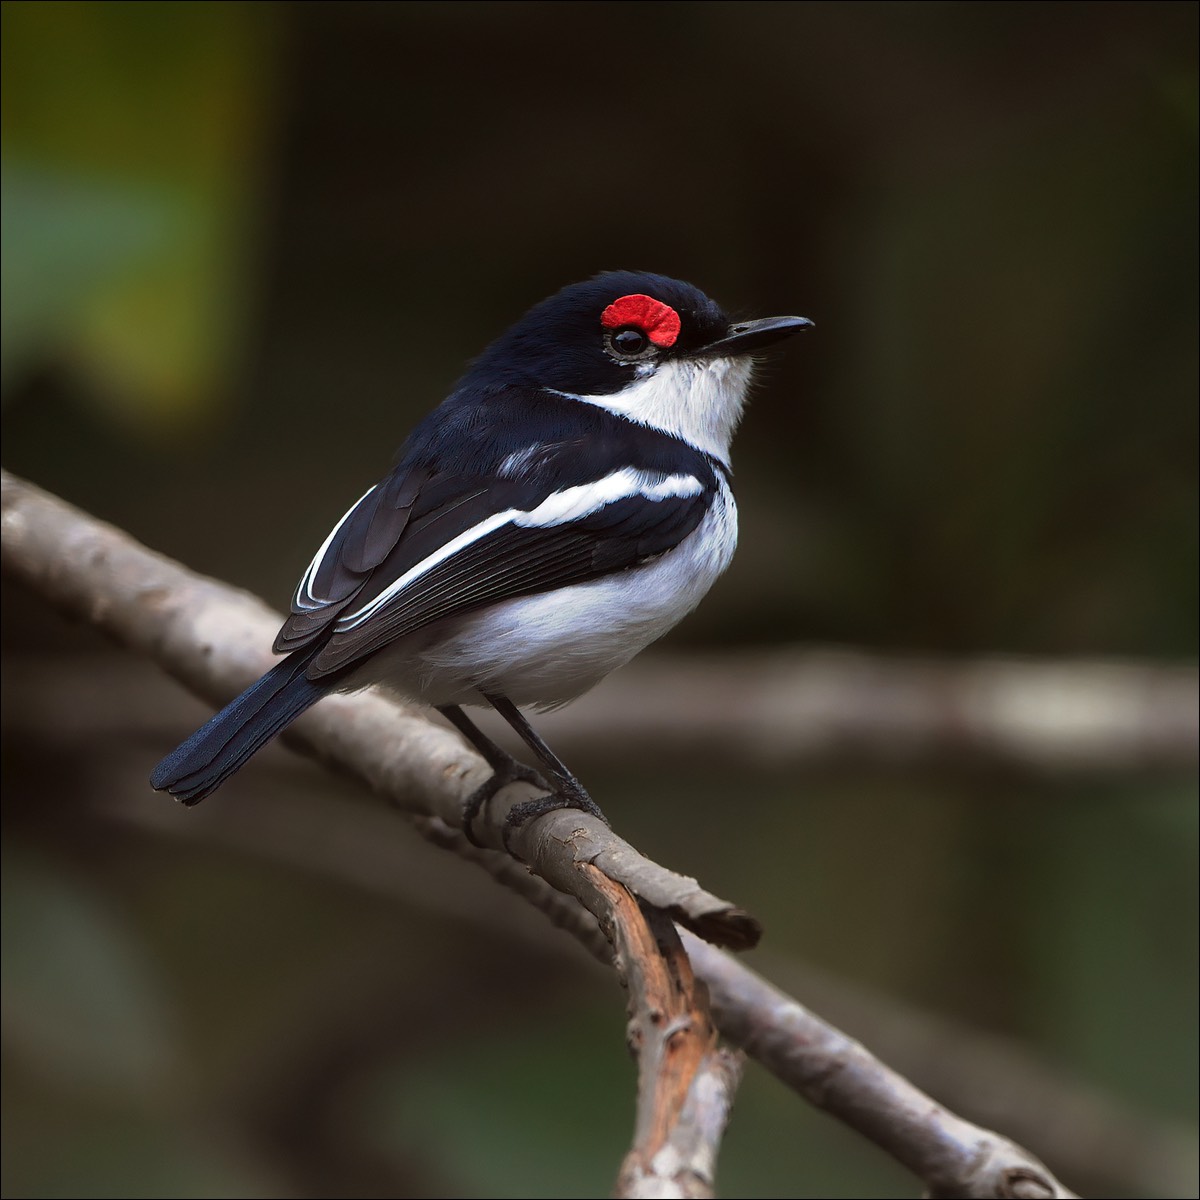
2,1 -> 273,426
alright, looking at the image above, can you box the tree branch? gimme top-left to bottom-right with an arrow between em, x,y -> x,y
1,468 -> 1080,1197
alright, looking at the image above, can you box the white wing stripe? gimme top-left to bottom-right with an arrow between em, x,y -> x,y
516,468 -> 701,527
334,469 -> 702,631
294,485 -> 377,610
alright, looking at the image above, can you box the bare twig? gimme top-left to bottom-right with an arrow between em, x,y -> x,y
585,869 -> 742,1199
2,468 -> 1083,1198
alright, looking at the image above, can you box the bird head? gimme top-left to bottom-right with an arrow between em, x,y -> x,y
466,271 -> 811,462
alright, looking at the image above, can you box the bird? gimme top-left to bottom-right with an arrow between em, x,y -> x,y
151,271 -> 811,837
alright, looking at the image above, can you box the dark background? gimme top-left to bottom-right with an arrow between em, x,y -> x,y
2,3 -> 1196,1197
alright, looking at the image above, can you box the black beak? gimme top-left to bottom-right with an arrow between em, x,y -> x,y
698,314 -> 814,357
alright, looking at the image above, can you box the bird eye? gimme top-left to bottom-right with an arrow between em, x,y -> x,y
601,294 -> 681,362
608,326 -> 652,360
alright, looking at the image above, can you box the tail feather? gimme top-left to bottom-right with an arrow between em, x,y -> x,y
151,651 -> 329,804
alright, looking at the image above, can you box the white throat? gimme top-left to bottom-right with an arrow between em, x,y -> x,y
552,356 -> 755,464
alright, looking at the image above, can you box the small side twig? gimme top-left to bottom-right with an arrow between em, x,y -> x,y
578,868 -> 742,1199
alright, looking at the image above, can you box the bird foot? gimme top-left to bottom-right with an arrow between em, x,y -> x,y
502,782 -> 610,851
461,760 -> 552,847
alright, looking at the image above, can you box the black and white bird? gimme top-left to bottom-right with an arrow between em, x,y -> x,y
151,271 -> 810,833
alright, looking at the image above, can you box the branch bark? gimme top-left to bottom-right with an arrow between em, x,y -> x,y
1,468 -> 1081,1198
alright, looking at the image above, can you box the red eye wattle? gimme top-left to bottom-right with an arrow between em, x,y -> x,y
600,294 -> 681,348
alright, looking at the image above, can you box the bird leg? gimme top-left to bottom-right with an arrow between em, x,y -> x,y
482,692 -> 610,835
437,704 -> 551,845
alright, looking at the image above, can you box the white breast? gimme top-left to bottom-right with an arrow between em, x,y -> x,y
354,480 -> 738,710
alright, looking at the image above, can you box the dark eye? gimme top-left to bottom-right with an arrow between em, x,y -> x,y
610,327 -> 651,359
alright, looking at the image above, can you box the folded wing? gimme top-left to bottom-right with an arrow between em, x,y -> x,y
273,446 -> 718,680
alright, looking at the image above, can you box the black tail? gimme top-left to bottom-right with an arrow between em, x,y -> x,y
151,651 -> 329,805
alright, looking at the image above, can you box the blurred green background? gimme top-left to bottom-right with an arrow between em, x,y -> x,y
2,2 -> 1196,1197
